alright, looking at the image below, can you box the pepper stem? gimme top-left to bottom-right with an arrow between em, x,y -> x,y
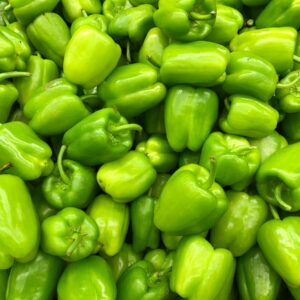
224,98 -> 231,111
81,9 -> 88,17
269,204 -> 281,220
57,145 -> 70,185
277,72 -> 300,89
4,4 -> 12,11
126,41 -> 132,64
66,230 -> 85,257
1,14 -> 9,26
245,19 -> 254,27
190,11 -> 216,21
146,55 -> 160,68
110,123 -> 143,133
293,55 -> 300,63
203,156 -> 217,189
0,162 -> 12,173
0,71 -> 31,82
274,183 -> 292,211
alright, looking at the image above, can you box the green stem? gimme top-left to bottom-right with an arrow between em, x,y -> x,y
0,162 -> 12,173
146,55 -> 160,68
224,98 -> 231,111
293,55 -> 300,63
274,183 -> 292,211
4,4 -> 12,11
57,145 -> 70,185
110,123 -> 143,133
0,71 -> 31,82
81,9 -> 88,17
1,13 -> 9,26
66,232 -> 82,257
269,204 -> 281,220
203,156 -> 217,189
126,41 -> 132,64
190,10 -> 216,21
277,72 -> 300,89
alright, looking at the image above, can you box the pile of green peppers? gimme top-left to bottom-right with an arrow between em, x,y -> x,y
2,0 -> 300,299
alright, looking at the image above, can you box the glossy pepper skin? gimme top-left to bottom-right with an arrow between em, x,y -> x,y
6,251 -> 65,300
210,191 -> 268,257
230,27 -> 297,75
0,121 -> 53,180
62,108 -> 142,166
0,80 -> 18,123
256,142 -> 300,212
160,41 -> 230,86
23,78 -> 90,136
97,151 -> 157,203
57,255 -> 117,300
154,163 -> 228,235
237,246 -> 281,300
171,235 -> 236,300
98,63 -> 166,118
64,24 -> 121,89
41,207 -> 99,262
200,132 -> 260,190
222,51 -> 278,102
154,0 -> 216,42
165,86 -> 218,152
26,13 -> 70,67
0,175 -> 40,269
87,194 -> 129,256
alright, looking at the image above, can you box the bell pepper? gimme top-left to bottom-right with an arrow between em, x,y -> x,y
14,54 -> 59,107
62,108 -> 142,166
61,0 -> 102,22
230,27 -> 297,75
162,233 -> 183,250
144,248 -> 174,275
57,255 -> 117,300
178,149 -> 201,167
153,0 -> 216,42
219,95 -> 279,138
160,41 -> 230,86
5,19 -> 28,41
199,131 -> 260,190
64,24 -> 121,89
0,174 -> 40,269
0,270 -> 8,299
217,0 -> 243,9
87,194 -> 129,256
0,1 -> 16,25
170,235 -> 236,300
26,12 -> 70,67
7,0 -> 60,25
222,51 -> 278,102
164,85 -> 219,152
141,101 -> 165,135
41,207 -> 99,262
237,246 -> 282,300
23,78 -> 90,136
108,4 -> 155,45
0,121 -> 53,180
98,63 -> 166,118
136,134 -> 178,173
131,195 -> 160,253
97,151 -> 157,203
280,112 -> 300,141
102,0 -> 132,21
210,191 -> 268,257
256,142 -> 300,212
5,250 -> 65,300
154,162 -> 228,235
148,173 -> 170,198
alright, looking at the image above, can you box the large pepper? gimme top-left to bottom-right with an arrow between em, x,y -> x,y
154,163 -> 228,235
160,41 -> 230,86
98,63 -> 166,118
62,108 -> 142,166
199,131 -> 260,190
230,27 -> 297,75
237,246 -> 282,300
64,24 -> 121,89
87,194 -> 129,256
256,142 -> 300,212
164,85 -> 219,152
41,207 -> 99,262
153,0 -> 216,42
0,174 -> 40,269
5,250 -> 65,300
102,0 -> 132,21
97,151 -> 157,203
57,255 -> 117,300
170,235 -> 236,300
0,121 -> 53,180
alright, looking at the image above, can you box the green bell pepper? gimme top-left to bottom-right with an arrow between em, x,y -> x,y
280,112 -> 300,141
219,95 -> 279,138
97,151 -> 157,203
153,0 -> 216,42
164,85 -> 219,152
160,41 -> 230,86
141,101 -> 165,135
0,1 -> 16,25
57,255 -> 117,300
256,142 -> 300,212
26,12 -> 70,67
136,134 -> 178,173
62,108 -> 142,166
98,63 -> 166,118
0,121 -> 53,180
6,250 -> 65,300
210,191 -> 268,257
41,207 -> 99,262
87,194 -> 129,256
0,270 -> 8,299
178,149 -> 201,167
64,24 -> 121,89
222,51 -> 278,102
144,248 -> 174,275
0,174 -> 40,269
131,195 -> 160,253
161,233 -> 183,250
237,246 -> 282,300
154,163 -> 228,235
199,131 -> 260,190
102,0 -> 132,21
148,173 -> 170,198
170,235 -> 236,300
230,27 -> 297,75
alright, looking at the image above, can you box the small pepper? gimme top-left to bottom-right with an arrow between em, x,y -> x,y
102,0 -> 132,22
